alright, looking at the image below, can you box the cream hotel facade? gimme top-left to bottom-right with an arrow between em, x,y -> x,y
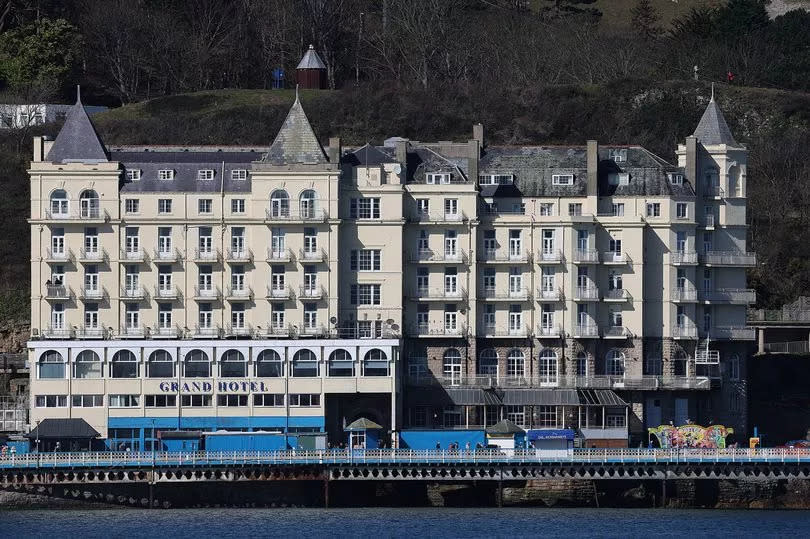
26,88 -> 755,449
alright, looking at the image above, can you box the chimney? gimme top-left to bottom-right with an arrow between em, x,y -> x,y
395,139 -> 408,166
33,136 -> 44,162
473,123 -> 484,148
328,137 -> 341,164
586,140 -> 598,197
685,136 -> 698,195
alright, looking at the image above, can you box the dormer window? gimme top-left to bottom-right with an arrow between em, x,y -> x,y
552,174 -> 574,186
197,169 -> 215,181
126,169 -> 141,182
231,169 -> 248,181
426,173 -> 451,185
158,169 -> 175,181
608,173 -> 630,186
479,174 -> 514,185
608,149 -> 627,162
669,173 -> 683,185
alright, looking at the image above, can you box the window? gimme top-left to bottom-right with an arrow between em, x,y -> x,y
35,395 -> 67,408
183,349 -> 210,378
198,199 -> 212,214
350,198 -> 380,219
608,173 -> 630,186
328,349 -> 354,377
270,190 -> 290,217
350,284 -> 381,305
126,169 -> 141,181
537,406 -> 558,428
289,394 -> 321,407
426,173 -> 451,184
158,169 -> 175,181
147,349 -> 174,378
539,350 -> 558,384
217,394 -> 248,407
444,198 -> 458,217
231,199 -> 245,213
505,405 -> 525,427
181,394 -> 212,407
292,349 -> 319,377
74,350 -> 102,379
612,203 -> 625,216
79,190 -> 99,218
145,395 -> 177,407
608,148 -> 627,162
482,268 -> 495,292
220,349 -> 247,378
197,169 -> 214,181
253,394 -> 284,407
49,189 -> 69,216
540,203 -> 554,216
72,394 -> 104,407
38,350 -> 65,379
443,349 -> 462,386
575,352 -> 588,377
231,169 -> 248,181
507,349 -> 525,378
111,350 -> 138,378
158,199 -> 172,214
299,190 -> 318,218
125,199 -> 139,214
606,350 -> 625,376
256,349 -> 284,377
363,349 -> 389,377
606,414 -> 626,427
479,349 -> 498,375
646,202 -> 660,217
350,249 -> 381,271
552,174 -> 574,185
443,406 -> 462,427
416,199 -> 429,216
479,174 -> 514,185
568,203 -> 582,216
676,202 -> 688,219
673,350 -> 688,376
303,303 -> 317,330
669,172 -> 683,185
109,394 -> 139,408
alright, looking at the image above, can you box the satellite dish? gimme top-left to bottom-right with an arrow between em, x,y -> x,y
393,164 -> 402,174
386,319 -> 395,325
329,316 -> 338,325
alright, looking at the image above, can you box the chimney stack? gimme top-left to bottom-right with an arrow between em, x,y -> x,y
685,136 -> 698,195
586,140 -> 598,197
328,137 -> 341,164
395,139 -> 408,166
473,123 -> 484,148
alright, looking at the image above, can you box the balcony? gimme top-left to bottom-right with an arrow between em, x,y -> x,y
225,286 -> 253,301
536,287 -> 563,302
119,325 -> 147,339
408,211 -> 468,223
409,324 -> 467,338
701,251 -> 757,267
601,251 -> 631,265
572,323 -> 599,338
256,325 -> 292,338
695,349 -> 721,364
78,248 -> 107,263
478,249 -> 531,264
154,286 -> 180,300
266,248 -> 294,263
699,288 -> 757,304
153,248 -> 182,263
409,249 -> 468,264
225,325 -> 253,338
193,286 -> 220,301
265,208 -> 329,222
266,285 -> 294,300
194,248 -> 220,263
573,249 -> 599,263
477,325 -> 530,338
79,286 -> 106,301
479,288 -> 530,301
299,248 -> 327,263
44,285 -> 71,301
536,249 -> 564,264
121,286 -> 147,301
703,214 -> 716,229
299,285 -> 326,300
573,286 -> 599,301
76,326 -> 105,339
152,325 -> 182,339
405,373 -> 711,391
193,325 -> 221,339
44,208 -> 110,223
225,248 -> 253,263
536,324 -> 563,338
672,323 -> 698,339
671,287 -> 698,303
413,287 -> 467,301
42,326 -> 73,339
603,289 -> 631,302
704,186 -> 725,198
45,248 -> 73,263
603,326 -> 632,339
296,324 -> 329,337
121,248 -> 147,263
706,326 -> 756,341
672,251 -> 698,265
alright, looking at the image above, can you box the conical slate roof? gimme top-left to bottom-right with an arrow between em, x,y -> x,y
46,87 -> 108,163
344,417 -> 383,431
263,94 -> 328,165
486,419 -> 525,436
297,44 -> 326,70
692,96 -> 738,146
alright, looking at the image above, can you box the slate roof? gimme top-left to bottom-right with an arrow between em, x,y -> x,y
297,44 -> 327,70
342,143 -> 397,166
46,88 -> 108,164
26,418 -> 100,439
263,95 -> 328,165
486,419 -> 525,435
693,98 -> 738,146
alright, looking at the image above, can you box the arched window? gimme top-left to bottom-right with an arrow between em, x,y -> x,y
673,350 -> 688,377
74,350 -> 102,379
79,189 -> 100,218
363,349 -> 388,377
507,349 -> 525,379
292,349 -> 319,377
575,352 -> 588,377
270,190 -> 290,217
478,349 -> 498,376
255,349 -> 283,377
49,189 -> 68,216
328,349 -> 354,377
443,349 -> 462,385
299,189 -> 318,218
38,350 -> 65,379
111,350 -> 138,378
220,349 -> 246,378
183,349 -> 210,378
538,349 -> 558,385
607,349 -> 625,377
147,349 -> 174,378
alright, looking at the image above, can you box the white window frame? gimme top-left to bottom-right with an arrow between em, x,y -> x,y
197,169 -> 215,181
158,169 -> 175,181
126,169 -> 141,181
231,169 -> 248,181
552,174 -> 574,186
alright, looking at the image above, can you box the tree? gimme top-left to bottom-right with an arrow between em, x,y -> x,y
631,0 -> 661,41
539,0 -> 601,20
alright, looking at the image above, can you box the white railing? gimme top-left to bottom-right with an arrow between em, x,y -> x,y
121,248 -> 147,262
672,324 -> 698,339
153,325 -> 182,338
763,341 -> 810,355
119,325 -> 146,338
603,326 -> 631,338
536,325 -> 562,338
45,248 -> 73,261
226,325 -> 253,337
672,287 -> 698,302
478,249 -> 531,263
602,251 -> 631,264
265,208 -> 329,221
410,249 -> 469,264
80,286 -> 106,300
407,373 -> 710,391
700,288 -> 756,304
536,288 -> 563,302
413,287 -> 467,300
193,286 -> 220,300
573,323 -> 599,337
477,325 -> 530,337
226,286 -> 253,300
410,324 -> 467,337
299,248 -> 326,262
44,209 -> 110,221
154,286 -> 179,299
193,325 -> 221,338
42,326 -> 73,339
707,326 -> 756,340
266,286 -> 294,300
573,249 -> 599,263
153,248 -> 182,262
603,289 -> 630,301
704,214 -> 716,228
76,326 -> 105,339
574,286 -> 599,300
226,248 -> 253,262
194,248 -> 219,262
409,211 -> 468,223
267,248 -> 293,262
298,285 -> 326,299
479,288 -> 530,301
702,251 -> 757,266
672,251 -> 698,265
256,325 -> 293,338
45,285 -> 70,299
536,249 -> 563,264
79,248 -> 107,262
121,286 -> 147,300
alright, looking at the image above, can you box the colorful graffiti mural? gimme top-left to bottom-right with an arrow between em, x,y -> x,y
648,424 -> 734,449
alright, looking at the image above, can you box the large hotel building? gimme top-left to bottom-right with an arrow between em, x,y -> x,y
26,89 -> 754,449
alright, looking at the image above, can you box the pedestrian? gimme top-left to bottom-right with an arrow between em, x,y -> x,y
54,441 -> 61,452
465,441 -> 471,452
435,441 -> 441,450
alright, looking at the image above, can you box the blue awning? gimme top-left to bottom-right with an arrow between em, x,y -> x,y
527,429 -> 575,441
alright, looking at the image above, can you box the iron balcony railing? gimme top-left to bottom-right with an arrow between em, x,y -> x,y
603,289 -> 631,301
573,249 -> 599,263
479,288 -> 530,301
79,286 -> 106,300
153,248 -> 183,262
672,251 -> 698,265
194,248 -> 220,262
704,214 -> 716,228
672,287 -> 698,302
601,251 -> 631,264
701,251 -> 757,266
536,249 -> 564,264
536,287 -> 563,302
672,323 -> 698,339
699,288 -> 757,304
121,248 -> 147,262
42,326 -> 73,339
572,323 -> 599,338
298,285 -> 326,300
409,249 -> 469,264
118,325 -> 147,338
574,286 -> 599,301
406,373 -> 711,390
299,248 -> 327,262
603,326 -> 632,339
45,248 -> 73,262
704,186 -> 725,198
44,208 -> 110,221
44,285 -> 71,300
265,208 -> 329,221
78,248 -> 107,263
536,324 -> 563,338
154,286 -> 180,300
705,326 -> 756,340
225,325 -> 253,337
267,248 -> 294,262
76,326 -> 105,339
153,325 -> 182,339
409,324 -> 467,337
266,285 -> 294,300
413,287 -> 467,300
225,248 -> 253,262
478,249 -> 531,263
193,325 -> 221,338
256,325 -> 293,338
121,286 -> 147,300
193,286 -> 220,300
225,286 -> 253,300
477,325 -> 531,338
408,211 -> 468,223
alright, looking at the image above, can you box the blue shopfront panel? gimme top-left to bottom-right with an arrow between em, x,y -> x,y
399,430 -> 486,450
